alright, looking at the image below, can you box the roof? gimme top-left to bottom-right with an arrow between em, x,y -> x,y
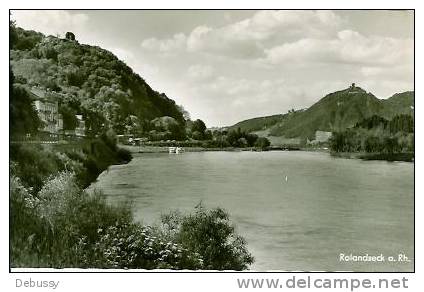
28,87 -> 58,103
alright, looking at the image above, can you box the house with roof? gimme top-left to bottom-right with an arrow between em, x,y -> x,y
30,87 -> 63,138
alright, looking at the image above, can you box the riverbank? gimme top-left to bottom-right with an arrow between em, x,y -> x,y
123,145 -> 414,163
120,144 -> 256,153
119,144 -> 313,154
330,151 -> 414,162
10,135 -> 132,193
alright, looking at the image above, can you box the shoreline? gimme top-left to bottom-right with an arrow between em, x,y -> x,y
330,151 -> 414,162
120,144 -> 259,153
119,144 -> 414,163
119,144 -> 310,154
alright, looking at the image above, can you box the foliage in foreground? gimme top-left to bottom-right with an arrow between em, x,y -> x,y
10,172 -> 254,270
10,133 -> 131,192
161,207 -> 254,270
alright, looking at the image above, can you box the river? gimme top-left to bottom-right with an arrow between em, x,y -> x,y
88,151 -> 414,271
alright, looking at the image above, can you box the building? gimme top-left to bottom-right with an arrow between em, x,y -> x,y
31,88 -> 63,136
308,130 -> 332,145
315,130 -> 332,142
75,115 -> 86,137
65,32 -> 76,41
30,87 -> 86,140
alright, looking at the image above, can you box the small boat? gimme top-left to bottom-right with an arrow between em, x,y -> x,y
169,146 -> 184,154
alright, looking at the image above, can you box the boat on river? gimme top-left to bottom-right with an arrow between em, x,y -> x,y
169,147 -> 184,154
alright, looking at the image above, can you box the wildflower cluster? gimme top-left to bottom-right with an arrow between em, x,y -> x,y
93,223 -> 203,269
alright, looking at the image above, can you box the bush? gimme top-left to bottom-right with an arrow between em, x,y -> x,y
161,205 -> 254,270
10,176 -> 50,267
11,172 -> 135,268
10,144 -> 65,193
92,223 -> 203,269
117,147 -> 132,163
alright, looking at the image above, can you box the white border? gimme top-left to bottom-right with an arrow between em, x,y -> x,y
2,1 -> 422,291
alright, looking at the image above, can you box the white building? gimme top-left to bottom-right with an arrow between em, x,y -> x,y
315,131 -> 332,143
32,89 -> 63,135
75,115 -> 86,137
308,130 -> 332,145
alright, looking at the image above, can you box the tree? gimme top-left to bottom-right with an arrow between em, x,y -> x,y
383,136 -> 399,154
9,18 -> 18,49
364,135 -> 382,153
236,137 -> 248,148
329,131 -> 346,152
389,114 -> 413,134
178,105 -> 191,121
355,115 -> 388,130
191,119 -> 207,134
59,104 -> 78,130
254,137 -> 270,149
245,133 -> 258,147
10,70 -> 43,138
151,116 -> 186,140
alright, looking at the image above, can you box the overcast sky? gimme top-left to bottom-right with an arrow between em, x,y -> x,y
12,10 -> 414,126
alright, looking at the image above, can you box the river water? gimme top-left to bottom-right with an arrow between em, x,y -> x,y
88,151 -> 414,271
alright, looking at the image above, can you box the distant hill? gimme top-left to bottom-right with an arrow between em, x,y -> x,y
10,26 -> 185,137
382,91 -> 414,118
229,114 -> 285,133
229,85 -> 414,141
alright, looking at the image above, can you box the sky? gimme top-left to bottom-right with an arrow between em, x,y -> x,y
11,10 -> 414,127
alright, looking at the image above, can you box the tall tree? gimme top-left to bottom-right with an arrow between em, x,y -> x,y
10,69 -> 43,138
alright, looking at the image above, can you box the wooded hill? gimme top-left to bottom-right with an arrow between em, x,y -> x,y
10,26 -> 185,137
230,85 -> 414,141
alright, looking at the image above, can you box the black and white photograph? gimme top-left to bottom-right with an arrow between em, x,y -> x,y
9,9 -> 414,274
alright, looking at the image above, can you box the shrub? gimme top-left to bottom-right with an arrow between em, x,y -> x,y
11,172 -> 134,268
37,171 -> 81,224
117,147 -> 132,163
92,223 -> 203,269
10,144 -> 65,193
10,176 -> 49,267
161,205 -> 254,270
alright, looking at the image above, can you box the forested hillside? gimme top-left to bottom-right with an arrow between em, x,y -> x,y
10,25 -> 185,137
230,85 -> 414,141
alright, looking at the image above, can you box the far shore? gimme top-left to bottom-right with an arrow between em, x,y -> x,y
119,144 -> 261,153
119,144 -> 327,154
330,151 -> 414,162
119,144 -> 414,163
